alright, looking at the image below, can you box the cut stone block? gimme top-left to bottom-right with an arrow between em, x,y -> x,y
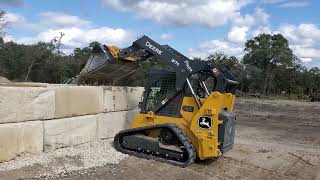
97,109 -> 139,139
55,86 -> 104,118
103,86 -> 115,112
115,87 -> 143,111
43,115 -> 98,151
103,86 -> 144,112
0,121 -> 43,162
0,87 -> 55,123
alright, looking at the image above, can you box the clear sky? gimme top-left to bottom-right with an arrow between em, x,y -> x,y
1,0 -> 319,67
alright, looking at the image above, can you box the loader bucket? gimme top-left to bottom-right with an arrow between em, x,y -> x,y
78,45 -> 139,84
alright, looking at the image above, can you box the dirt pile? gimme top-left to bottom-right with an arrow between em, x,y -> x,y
0,76 -> 10,83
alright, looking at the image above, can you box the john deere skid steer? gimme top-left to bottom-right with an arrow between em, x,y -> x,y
79,35 -> 238,167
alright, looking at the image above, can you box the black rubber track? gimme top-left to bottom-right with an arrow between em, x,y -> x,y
114,123 -> 196,167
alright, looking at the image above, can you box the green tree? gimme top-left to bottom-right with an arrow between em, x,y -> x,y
308,67 -> 320,94
273,62 -> 305,97
242,65 -> 264,93
0,10 -> 7,37
24,42 -> 54,81
207,52 -> 246,91
243,33 -> 296,95
50,32 -> 65,55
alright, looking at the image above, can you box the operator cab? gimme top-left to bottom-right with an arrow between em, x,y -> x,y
140,70 -> 216,117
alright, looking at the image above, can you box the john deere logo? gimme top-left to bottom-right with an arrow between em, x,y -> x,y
198,116 -> 212,129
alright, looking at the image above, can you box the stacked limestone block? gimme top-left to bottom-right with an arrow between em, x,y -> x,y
0,85 -> 144,162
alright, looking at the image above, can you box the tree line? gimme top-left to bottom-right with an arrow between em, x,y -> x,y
205,33 -> 320,98
0,11 -> 319,98
0,37 -> 93,84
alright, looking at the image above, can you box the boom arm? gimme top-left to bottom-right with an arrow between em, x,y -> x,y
79,35 -> 238,94
116,35 -> 238,93
118,35 -> 194,90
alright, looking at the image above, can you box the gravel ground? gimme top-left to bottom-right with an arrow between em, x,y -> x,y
0,139 -> 127,179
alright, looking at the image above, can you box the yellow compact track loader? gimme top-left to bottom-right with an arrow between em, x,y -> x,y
79,35 -> 238,167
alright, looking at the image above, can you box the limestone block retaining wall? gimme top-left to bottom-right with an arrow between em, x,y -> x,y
103,86 -> 144,112
0,85 -> 144,162
0,121 -> 43,162
0,87 -> 55,123
54,86 -> 104,118
97,110 -> 139,139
